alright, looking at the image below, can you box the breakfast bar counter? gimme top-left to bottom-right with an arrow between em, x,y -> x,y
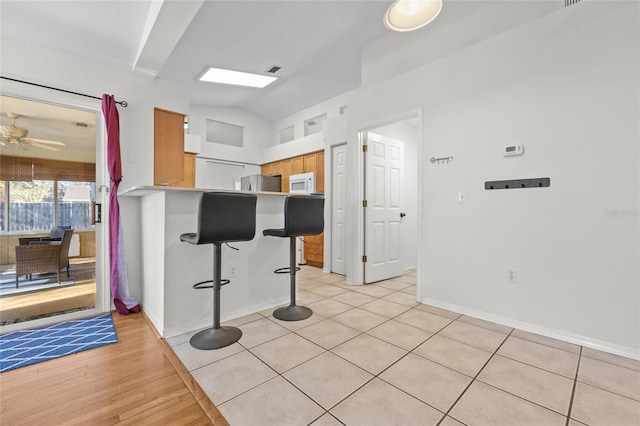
119,186 -> 290,338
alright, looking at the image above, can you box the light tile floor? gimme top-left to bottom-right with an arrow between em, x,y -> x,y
167,267 -> 640,426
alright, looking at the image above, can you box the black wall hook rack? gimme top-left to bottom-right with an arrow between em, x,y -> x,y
485,177 -> 550,190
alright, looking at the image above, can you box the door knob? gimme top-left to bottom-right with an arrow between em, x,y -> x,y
400,212 -> 406,218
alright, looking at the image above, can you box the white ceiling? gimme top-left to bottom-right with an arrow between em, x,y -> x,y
0,0 -> 562,151
0,0 -> 393,122
158,1 -> 391,122
0,95 -> 96,162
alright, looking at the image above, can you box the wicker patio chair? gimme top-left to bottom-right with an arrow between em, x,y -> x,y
18,226 -> 72,246
14,229 -> 74,288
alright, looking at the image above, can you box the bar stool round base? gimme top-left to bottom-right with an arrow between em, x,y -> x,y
190,326 -> 242,350
273,305 -> 313,321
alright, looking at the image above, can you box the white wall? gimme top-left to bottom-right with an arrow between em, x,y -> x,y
348,2 -> 640,355
189,105 -> 272,165
262,90 -> 354,164
4,2 -> 638,356
188,106 -> 274,186
361,1 -> 561,87
271,91 -> 351,143
195,158 -> 261,190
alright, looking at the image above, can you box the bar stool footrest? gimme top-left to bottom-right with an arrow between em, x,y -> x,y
274,267 -> 301,274
193,279 -> 230,289
190,326 -> 242,349
273,305 -> 313,321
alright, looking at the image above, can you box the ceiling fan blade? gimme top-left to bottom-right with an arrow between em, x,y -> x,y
25,137 -> 66,146
30,141 -> 61,152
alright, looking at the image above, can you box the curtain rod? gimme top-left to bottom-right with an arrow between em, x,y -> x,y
0,76 -> 128,107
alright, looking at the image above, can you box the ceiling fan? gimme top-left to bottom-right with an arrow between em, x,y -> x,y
0,113 -> 66,152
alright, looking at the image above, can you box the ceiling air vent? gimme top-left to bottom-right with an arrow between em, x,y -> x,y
266,65 -> 281,74
565,0 -> 580,7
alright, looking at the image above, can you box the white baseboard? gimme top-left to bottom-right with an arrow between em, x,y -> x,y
420,296 -> 640,361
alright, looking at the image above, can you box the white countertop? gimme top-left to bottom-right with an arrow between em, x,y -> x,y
118,185 -> 287,197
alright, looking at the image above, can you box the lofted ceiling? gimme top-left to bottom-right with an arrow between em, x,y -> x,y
0,0 -> 392,122
0,0 -> 562,153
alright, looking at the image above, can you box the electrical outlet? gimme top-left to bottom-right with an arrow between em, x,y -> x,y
229,265 -> 237,278
507,269 -> 517,283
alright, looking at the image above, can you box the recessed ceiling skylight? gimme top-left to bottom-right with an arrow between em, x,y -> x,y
199,67 -> 277,88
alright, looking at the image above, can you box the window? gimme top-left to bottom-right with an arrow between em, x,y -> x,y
1,180 -> 95,232
206,119 -> 244,147
57,181 -> 95,229
9,180 -> 54,232
304,114 -> 327,136
279,125 -> 295,144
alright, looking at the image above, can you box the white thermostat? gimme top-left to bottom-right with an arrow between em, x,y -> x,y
504,144 -> 524,157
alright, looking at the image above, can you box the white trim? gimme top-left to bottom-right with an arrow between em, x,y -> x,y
326,141 -> 348,276
0,308 -> 109,335
353,108 -> 423,287
421,296 -> 640,361
0,83 -> 110,328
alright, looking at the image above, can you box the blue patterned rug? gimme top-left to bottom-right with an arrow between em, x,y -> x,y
0,313 -> 118,373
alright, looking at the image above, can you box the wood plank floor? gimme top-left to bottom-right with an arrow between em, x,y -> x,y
0,311 -> 228,425
1,258 -> 97,325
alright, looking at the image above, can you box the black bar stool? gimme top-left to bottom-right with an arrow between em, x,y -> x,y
180,192 -> 257,349
263,194 -> 324,321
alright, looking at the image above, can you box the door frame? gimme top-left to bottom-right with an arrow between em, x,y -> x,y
329,142 -> 347,275
362,131 -> 405,283
352,108 -> 423,299
0,82 -> 110,333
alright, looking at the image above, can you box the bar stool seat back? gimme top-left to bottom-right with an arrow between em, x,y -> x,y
263,194 -> 324,321
180,192 -> 257,349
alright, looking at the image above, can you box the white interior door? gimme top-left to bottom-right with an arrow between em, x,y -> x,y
331,143 -> 346,275
364,132 -> 404,283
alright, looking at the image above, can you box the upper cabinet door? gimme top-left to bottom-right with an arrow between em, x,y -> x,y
303,153 -> 317,173
261,163 -> 273,176
154,108 -> 185,186
316,151 -> 325,193
291,156 -> 304,174
262,150 -> 324,193
271,161 -> 283,177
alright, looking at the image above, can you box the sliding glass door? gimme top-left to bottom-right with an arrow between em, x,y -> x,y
0,94 -> 107,330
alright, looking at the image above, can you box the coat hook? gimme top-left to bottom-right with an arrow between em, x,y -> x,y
430,156 -> 454,164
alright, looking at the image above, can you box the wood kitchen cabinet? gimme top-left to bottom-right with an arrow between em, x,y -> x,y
280,159 -> 292,192
271,161 -> 283,177
261,149 -> 325,267
304,233 -> 324,268
291,156 -> 304,174
262,150 -> 324,189
169,153 -> 196,188
315,151 -> 324,193
154,108 -> 185,186
303,153 -> 317,173
261,162 -> 273,176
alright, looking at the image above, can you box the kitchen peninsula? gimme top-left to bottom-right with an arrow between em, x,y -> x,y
119,186 -> 292,338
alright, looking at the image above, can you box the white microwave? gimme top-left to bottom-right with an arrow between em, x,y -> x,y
289,172 -> 316,193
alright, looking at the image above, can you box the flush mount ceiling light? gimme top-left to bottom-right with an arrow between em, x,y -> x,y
199,67 -> 277,88
384,0 -> 443,32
